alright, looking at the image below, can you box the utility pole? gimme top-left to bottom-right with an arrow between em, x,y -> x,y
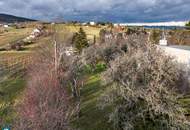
94,35 -> 96,44
54,39 -> 58,74
51,23 -> 58,77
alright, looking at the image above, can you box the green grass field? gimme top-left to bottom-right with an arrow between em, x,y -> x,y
0,76 -> 26,128
72,74 -> 114,130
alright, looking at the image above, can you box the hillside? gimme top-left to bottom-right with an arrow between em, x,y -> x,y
0,14 -> 36,23
0,23 -> 190,130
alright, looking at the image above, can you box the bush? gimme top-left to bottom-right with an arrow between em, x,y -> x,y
81,34 -> 148,68
15,74 -> 69,130
13,53 -> 71,130
8,41 -> 24,51
100,44 -> 190,130
94,63 -> 107,73
14,41 -> 72,130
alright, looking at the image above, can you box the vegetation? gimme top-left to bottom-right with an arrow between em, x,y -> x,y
186,21 -> 190,27
1,22 -> 190,130
150,29 -> 161,44
99,29 -> 107,43
0,77 -> 26,129
100,43 -> 190,130
72,27 -> 89,52
14,69 -> 69,130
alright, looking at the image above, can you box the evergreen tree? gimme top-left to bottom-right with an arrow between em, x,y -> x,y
186,21 -> 190,29
72,27 -> 88,52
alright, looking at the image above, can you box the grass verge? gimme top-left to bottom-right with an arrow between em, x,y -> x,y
72,74 -> 113,130
0,76 -> 26,128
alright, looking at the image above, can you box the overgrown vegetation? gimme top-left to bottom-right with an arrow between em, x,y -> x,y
150,29 -> 161,44
1,23 -> 190,130
79,32 -> 190,129
99,42 -> 190,130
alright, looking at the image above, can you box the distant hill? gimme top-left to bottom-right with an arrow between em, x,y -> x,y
0,14 -> 36,23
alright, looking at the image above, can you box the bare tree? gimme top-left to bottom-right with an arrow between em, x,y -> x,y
14,26 -> 76,130
15,71 -> 70,130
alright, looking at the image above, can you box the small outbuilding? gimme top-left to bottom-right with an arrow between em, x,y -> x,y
3,25 -> 9,28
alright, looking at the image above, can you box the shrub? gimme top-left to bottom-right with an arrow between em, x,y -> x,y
100,44 -> 190,130
81,34 -> 148,68
14,72 -> 70,130
81,45 -> 102,69
14,34 -> 73,130
13,46 -> 71,129
94,63 -> 107,73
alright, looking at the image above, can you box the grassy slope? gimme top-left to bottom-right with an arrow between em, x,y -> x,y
0,77 -> 26,128
0,24 -> 101,59
55,24 -> 101,40
0,24 -> 102,128
1,24 -> 189,129
73,74 -> 114,130
179,95 -> 190,120
73,72 -> 190,130
0,27 -> 33,47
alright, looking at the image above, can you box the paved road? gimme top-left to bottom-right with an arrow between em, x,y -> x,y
159,45 -> 190,65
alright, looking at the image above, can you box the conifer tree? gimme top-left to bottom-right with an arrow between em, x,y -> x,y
186,21 -> 190,29
72,27 -> 88,52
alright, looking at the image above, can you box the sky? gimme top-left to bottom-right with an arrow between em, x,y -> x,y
0,0 -> 189,22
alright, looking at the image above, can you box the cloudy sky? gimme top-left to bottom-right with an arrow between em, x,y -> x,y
0,0 -> 189,22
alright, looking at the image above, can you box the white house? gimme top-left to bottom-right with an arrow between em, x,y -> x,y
65,47 -> 77,56
90,22 -> 96,26
159,32 -> 167,46
82,22 -> 87,26
159,38 -> 168,46
3,25 -> 9,28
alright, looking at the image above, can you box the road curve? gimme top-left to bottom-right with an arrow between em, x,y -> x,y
159,45 -> 190,65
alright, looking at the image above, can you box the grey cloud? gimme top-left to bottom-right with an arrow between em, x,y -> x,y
0,0 -> 189,22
